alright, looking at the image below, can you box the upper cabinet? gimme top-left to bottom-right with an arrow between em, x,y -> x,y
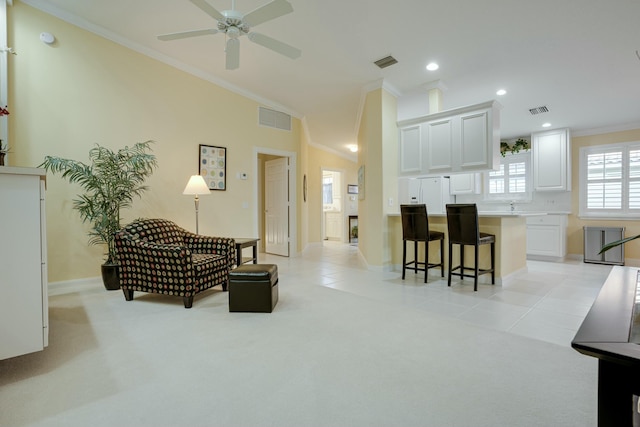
532,128 -> 571,192
449,173 -> 481,195
398,100 -> 501,177
398,125 -> 423,175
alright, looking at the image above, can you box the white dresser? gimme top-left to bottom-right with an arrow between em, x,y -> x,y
0,167 -> 48,360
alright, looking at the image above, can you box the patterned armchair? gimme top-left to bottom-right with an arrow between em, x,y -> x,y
114,218 -> 236,308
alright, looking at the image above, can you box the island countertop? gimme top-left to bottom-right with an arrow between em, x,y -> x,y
387,211 -> 546,284
387,211 -> 547,218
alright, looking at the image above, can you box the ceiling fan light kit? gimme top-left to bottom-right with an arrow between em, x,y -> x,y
157,0 -> 301,70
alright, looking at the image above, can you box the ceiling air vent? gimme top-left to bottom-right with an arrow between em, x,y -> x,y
258,107 -> 291,131
529,105 -> 549,115
374,55 -> 398,69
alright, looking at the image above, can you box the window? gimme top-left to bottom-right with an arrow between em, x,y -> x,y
323,176 -> 333,204
580,141 -> 640,218
322,171 -> 342,211
484,152 -> 531,201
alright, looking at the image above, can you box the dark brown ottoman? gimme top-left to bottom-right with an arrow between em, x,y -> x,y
229,264 -> 278,313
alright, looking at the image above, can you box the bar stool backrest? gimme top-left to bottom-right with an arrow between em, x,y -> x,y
401,204 -> 430,242
446,204 -> 480,245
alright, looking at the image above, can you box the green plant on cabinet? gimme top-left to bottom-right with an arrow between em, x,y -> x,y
500,138 -> 530,157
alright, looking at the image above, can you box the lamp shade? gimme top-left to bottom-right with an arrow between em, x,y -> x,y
183,175 -> 211,196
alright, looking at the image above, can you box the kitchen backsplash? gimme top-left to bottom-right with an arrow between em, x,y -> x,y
456,191 -> 572,213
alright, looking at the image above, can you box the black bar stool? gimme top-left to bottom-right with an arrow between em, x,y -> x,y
400,204 -> 445,283
445,204 -> 495,291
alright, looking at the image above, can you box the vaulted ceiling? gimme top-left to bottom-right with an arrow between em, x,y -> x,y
21,0 -> 640,161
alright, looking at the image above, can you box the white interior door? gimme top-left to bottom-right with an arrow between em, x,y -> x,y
265,157 -> 289,256
321,169 -> 344,242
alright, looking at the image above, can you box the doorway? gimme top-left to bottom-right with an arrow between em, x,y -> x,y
321,168 -> 345,243
265,157 -> 289,256
255,148 -> 297,257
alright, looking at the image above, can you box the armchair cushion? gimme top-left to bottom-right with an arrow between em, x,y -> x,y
114,218 -> 236,308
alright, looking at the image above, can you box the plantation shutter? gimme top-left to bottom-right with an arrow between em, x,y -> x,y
586,151 -> 622,209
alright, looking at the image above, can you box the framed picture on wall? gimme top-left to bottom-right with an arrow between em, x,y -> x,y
347,184 -> 358,194
199,144 -> 226,190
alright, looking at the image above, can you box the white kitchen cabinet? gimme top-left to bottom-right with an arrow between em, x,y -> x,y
424,117 -> 454,172
0,167 -> 48,360
449,173 -> 481,195
398,125 -> 422,175
459,109 -> 496,170
532,128 -> 571,191
526,214 -> 567,260
398,100 -> 501,177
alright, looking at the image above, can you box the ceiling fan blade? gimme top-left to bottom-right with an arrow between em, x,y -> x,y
190,0 -> 225,22
157,28 -> 218,41
243,0 -> 293,27
225,38 -> 240,70
248,32 -> 301,59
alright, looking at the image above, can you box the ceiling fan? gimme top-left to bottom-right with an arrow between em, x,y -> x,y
157,0 -> 301,70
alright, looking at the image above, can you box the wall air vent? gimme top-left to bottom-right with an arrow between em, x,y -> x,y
529,105 -> 549,115
374,55 -> 398,69
258,107 -> 291,131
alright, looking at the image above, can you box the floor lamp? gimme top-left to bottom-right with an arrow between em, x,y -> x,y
183,175 -> 210,234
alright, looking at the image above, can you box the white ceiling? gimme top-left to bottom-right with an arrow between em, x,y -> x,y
21,0 -> 640,161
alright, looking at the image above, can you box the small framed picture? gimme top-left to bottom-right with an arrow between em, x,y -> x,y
199,144 -> 226,190
347,184 -> 358,194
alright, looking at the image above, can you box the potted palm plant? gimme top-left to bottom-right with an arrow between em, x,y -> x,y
40,140 -> 158,290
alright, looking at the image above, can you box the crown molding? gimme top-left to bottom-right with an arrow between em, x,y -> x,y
572,121 -> 640,138
303,117 -> 356,162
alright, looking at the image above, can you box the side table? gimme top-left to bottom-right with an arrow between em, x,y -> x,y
234,238 -> 260,266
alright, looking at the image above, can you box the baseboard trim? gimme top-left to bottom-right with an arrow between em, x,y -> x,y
527,254 -> 566,263
48,276 -> 103,296
499,267 -> 529,287
566,253 -> 640,267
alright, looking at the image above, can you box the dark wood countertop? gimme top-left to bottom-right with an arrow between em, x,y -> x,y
572,266 -> 640,366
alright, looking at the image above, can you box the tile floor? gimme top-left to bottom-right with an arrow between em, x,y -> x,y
259,240 -> 614,348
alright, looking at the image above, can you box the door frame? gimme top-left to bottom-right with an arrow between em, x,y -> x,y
253,147 -> 297,257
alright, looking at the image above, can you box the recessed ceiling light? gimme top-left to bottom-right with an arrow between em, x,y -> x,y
426,62 -> 439,71
348,144 -> 358,153
496,89 -> 507,96
542,123 -> 551,128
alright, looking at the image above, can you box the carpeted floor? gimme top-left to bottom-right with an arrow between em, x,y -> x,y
0,246 -> 599,426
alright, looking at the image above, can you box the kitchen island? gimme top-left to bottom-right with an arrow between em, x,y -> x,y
387,211 -> 545,285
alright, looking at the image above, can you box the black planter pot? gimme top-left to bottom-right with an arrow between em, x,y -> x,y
101,263 -> 120,291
